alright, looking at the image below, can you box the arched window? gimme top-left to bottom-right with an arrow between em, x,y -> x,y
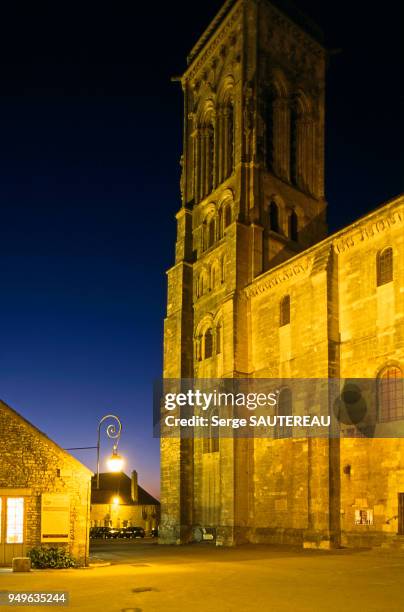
290,104 -> 298,186
265,93 -> 274,171
276,388 -> 292,438
211,263 -> 219,289
378,366 -> 404,422
280,295 -> 290,327
269,201 -> 279,232
216,324 -> 222,355
211,408 -> 219,452
203,408 -> 219,453
289,210 -> 298,241
377,247 -> 393,286
204,329 -> 213,359
208,219 -> 215,248
224,102 -> 234,180
224,204 -> 232,229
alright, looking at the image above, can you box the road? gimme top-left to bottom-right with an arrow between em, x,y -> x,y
1,540 -> 404,611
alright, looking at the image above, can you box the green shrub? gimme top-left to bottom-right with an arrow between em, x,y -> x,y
28,546 -> 76,569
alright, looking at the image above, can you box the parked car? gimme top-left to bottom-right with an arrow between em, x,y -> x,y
90,526 -> 112,539
121,526 -> 145,539
105,527 -> 121,539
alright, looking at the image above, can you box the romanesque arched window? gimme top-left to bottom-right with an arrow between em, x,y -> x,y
289,210 -> 298,241
265,92 -> 274,172
269,201 -> 279,232
204,329 -> 213,359
208,218 -> 215,248
224,101 -> 234,180
378,366 -> 404,422
210,408 -> 219,452
280,295 -> 290,327
224,203 -> 232,228
377,247 -> 393,286
276,388 -> 292,438
290,103 -> 298,186
194,103 -> 215,202
216,324 -> 222,355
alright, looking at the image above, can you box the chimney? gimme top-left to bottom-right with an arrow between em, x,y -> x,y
131,470 -> 138,503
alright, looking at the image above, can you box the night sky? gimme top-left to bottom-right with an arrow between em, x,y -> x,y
0,1 -> 402,498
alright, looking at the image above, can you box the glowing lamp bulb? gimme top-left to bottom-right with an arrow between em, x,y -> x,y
112,496 -> 120,505
107,449 -> 124,473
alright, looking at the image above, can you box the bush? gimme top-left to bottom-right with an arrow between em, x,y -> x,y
28,546 -> 76,569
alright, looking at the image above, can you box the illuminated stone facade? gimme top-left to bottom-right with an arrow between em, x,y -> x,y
0,400 -> 92,566
161,0 -> 404,548
90,472 -> 160,533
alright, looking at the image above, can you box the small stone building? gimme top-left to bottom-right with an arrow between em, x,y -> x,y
91,471 -> 160,533
0,400 -> 92,566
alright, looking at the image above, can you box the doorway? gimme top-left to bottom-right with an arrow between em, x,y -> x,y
0,497 -> 26,566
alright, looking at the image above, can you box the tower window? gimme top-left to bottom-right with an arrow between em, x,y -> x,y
224,204 -> 232,229
265,94 -> 274,171
377,247 -> 393,286
280,295 -> 290,327
290,105 -> 298,186
378,366 -> 403,422
204,329 -> 213,359
216,325 -> 222,355
208,219 -> 215,248
289,211 -> 298,241
269,201 -> 279,232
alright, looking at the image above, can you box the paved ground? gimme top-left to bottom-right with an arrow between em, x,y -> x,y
1,541 -> 404,611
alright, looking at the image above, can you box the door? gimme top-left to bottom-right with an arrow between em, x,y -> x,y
0,497 -> 26,566
398,493 -> 404,536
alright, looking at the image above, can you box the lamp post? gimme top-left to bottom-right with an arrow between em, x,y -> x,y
65,413 -> 123,488
96,414 -> 123,489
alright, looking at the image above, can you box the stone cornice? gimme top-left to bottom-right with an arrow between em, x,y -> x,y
244,194 -> 404,299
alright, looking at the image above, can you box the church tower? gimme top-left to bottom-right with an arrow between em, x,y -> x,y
161,0 -> 327,545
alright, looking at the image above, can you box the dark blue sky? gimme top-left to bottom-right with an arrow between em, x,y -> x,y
0,1 -> 402,497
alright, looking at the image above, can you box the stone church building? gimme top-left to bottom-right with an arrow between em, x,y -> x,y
161,0 -> 404,549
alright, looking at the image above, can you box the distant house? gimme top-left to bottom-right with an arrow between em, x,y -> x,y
90,471 -> 160,533
0,400 -> 92,566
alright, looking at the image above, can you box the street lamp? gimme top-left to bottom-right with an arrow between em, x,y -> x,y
65,413 -> 123,488
96,414 -> 123,488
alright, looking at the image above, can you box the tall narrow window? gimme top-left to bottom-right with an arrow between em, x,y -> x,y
378,366 -> 404,422
211,408 -> 219,452
6,498 -> 24,544
276,388 -> 292,438
280,295 -> 290,327
269,201 -> 279,232
290,105 -> 298,186
227,104 -> 234,177
289,210 -> 298,241
207,125 -> 214,194
265,94 -> 274,171
208,219 -> 215,248
204,329 -> 213,359
216,325 -> 222,355
377,247 -> 393,286
224,204 -> 232,229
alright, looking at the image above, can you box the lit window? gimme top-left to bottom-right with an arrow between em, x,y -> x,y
6,498 -> 24,544
378,366 -> 404,422
280,295 -> 290,327
377,247 -> 393,286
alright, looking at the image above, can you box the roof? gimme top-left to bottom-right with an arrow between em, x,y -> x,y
91,472 -> 160,506
0,399 -> 93,476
